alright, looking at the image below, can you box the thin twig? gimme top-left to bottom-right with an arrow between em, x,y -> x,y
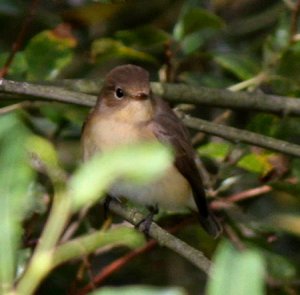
182,115 -> 300,157
76,218 -> 195,295
226,185 -> 272,203
76,240 -> 157,295
0,0 -> 40,78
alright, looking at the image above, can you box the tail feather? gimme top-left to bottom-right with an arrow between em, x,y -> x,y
199,212 -> 222,238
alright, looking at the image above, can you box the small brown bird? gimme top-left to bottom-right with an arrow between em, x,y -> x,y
82,64 -> 221,237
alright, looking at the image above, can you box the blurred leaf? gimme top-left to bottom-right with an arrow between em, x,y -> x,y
25,26 -> 76,81
26,135 -> 60,172
272,214 -> 300,236
0,114 -> 34,293
53,226 -> 145,267
198,142 -> 231,161
206,241 -> 265,295
238,153 -> 272,175
115,26 -> 169,48
91,38 -> 158,64
247,114 -> 280,137
181,30 -> 216,55
214,53 -> 260,80
62,2 -> 123,25
263,250 -> 296,280
173,7 -> 223,41
277,42 -> 300,84
90,285 -> 187,295
0,52 -> 27,79
262,14 -> 290,68
69,142 -> 173,211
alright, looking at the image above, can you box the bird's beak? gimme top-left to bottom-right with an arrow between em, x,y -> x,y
132,91 -> 149,100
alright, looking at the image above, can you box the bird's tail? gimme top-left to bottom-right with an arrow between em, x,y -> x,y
199,211 -> 223,238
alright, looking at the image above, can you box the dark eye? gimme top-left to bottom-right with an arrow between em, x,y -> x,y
115,87 -> 124,99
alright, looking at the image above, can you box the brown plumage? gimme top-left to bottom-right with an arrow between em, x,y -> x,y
81,64 -> 222,238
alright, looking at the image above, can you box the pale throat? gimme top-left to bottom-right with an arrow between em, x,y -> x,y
111,99 -> 154,123
88,98 -> 155,153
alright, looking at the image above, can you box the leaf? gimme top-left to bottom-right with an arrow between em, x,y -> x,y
277,42 -> 300,84
206,241 -> 265,295
25,25 -> 76,81
0,52 -> 27,79
237,153 -> 273,175
26,134 -> 62,173
90,286 -> 187,295
62,2 -> 123,26
173,7 -> 223,41
247,114 -> 281,138
272,214 -> 300,236
198,142 -> 231,161
91,38 -> 158,64
263,250 -> 296,280
53,226 -> 145,268
115,26 -> 169,48
214,53 -> 260,80
0,114 -> 34,293
69,142 -> 173,211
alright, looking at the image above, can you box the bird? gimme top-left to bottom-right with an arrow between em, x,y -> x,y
81,64 -> 222,238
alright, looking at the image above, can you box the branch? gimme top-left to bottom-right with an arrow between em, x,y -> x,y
0,79 -> 95,106
3,79 -> 300,117
61,78 -> 300,117
108,199 -> 212,274
182,115 -> 300,157
2,79 -> 300,157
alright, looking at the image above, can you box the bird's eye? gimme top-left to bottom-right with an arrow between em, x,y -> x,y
114,87 -> 124,99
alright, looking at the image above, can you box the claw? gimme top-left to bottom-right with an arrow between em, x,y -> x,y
136,205 -> 159,235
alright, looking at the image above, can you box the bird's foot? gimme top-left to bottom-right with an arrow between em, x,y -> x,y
136,205 -> 159,235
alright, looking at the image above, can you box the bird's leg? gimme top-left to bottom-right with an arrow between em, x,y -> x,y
136,204 -> 159,235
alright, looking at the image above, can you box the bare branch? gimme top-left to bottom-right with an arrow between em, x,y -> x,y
108,199 -> 212,274
182,115 -> 300,157
2,79 -> 300,157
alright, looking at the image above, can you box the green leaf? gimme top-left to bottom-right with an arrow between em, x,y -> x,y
90,286 -> 186,295
277,42 -> 300,84
27,135 -> 60,170
237,153 -> 272,175
214,53 -> 260,80
263,250 -> 296,280
247,114 -> 280,137
0,52 -> 28,79
206,241 -> 265,295
173,8 -> 223,41
53,226 -> 145,268
115,26 -> 169,48
91,38 -> 158,65
198,142 -> 231,161
180,30 -> 215,55
0,114 -> 34,293
25,30 -> 76,81
69,142 -> 173,211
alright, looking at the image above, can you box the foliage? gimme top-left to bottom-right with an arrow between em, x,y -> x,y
0,0 -> 300,295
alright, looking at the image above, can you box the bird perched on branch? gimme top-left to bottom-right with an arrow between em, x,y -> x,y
81,64 -> 222,238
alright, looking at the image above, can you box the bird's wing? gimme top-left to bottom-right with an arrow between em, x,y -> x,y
149,97 -> 221,237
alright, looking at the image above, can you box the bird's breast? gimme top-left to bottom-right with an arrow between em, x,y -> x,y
82,110 -> 155,160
